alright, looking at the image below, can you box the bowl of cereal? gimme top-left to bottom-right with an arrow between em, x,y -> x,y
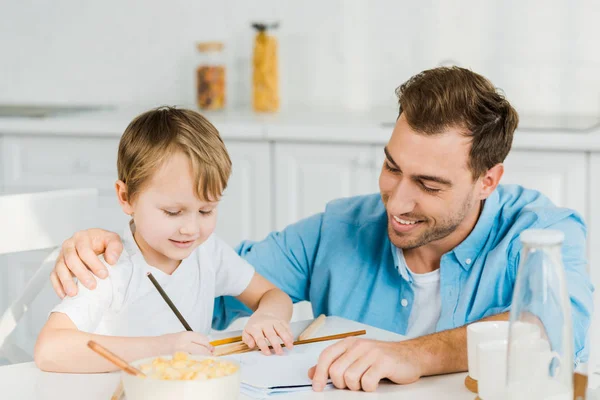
122,352 -> 240,400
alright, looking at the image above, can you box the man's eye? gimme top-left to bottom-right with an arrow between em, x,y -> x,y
421,184 -> 441,194
384,162 -> 400,173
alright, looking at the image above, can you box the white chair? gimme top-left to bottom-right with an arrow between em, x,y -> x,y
0,189 -> 99,364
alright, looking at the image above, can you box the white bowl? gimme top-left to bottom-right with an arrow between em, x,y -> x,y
122,355 -> 241,400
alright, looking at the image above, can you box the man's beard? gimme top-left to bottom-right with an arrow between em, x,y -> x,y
387,192 -> 474,250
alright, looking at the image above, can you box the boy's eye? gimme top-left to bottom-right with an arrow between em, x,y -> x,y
163,210 -> 181,216
199,209 -> 213,216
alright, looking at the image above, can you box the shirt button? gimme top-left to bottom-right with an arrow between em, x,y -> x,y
401,299 -> 408,307
466,258 -> 472,265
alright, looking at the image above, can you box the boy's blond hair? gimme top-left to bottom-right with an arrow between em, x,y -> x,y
117,106 -> 231,202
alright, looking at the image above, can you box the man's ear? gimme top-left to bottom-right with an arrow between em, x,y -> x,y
478,163 -> 504,200
115,180 -> 134,215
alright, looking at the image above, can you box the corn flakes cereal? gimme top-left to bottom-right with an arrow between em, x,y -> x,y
140,353 -> 238,381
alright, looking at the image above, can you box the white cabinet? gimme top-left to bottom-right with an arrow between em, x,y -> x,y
502,150 -> 587,219
0,136 -> 274,245
216,141 -> 272,247
1,136 -> 119,191
274,143 -> 379,230
1,135 -> 123,231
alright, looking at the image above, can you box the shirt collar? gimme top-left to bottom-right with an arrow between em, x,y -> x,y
391,245 -> 413,283
390,189 -> 500,274
122,220 -> 140,257
452,189 -> 500,270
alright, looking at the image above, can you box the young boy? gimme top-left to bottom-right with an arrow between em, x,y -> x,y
34,107 -> 294,373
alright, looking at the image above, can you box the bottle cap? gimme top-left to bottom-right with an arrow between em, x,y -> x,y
196,42 -> 224,52
251,22 -> 279,32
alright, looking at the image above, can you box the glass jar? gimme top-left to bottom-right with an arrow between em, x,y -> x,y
505,229 -> 573,400
252,23 -> 279,113
196,41 -> 226,110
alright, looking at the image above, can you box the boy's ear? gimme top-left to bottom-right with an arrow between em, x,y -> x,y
115,180 -> 134,215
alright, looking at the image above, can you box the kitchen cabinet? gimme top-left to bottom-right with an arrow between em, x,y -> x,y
502,150 -> 587,219
274,143 -> 379,230
215,141 -> 272,246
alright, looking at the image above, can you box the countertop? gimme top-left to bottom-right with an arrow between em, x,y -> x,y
1,106 -> 600,151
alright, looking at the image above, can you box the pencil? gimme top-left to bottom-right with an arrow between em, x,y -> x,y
146,272 -> 192,331
87,341 -> 145,377
214,329 -> 367,356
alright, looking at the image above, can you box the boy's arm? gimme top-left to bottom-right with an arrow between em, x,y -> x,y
34,313 -> 212,373
236,273 -> 293,319
213,213 -> 323,330
34,313 -> 170,373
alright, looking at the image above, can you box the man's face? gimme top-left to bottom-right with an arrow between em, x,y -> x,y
379,114 -> 481,250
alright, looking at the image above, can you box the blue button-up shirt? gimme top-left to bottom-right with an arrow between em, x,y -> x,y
212,185 -> 594,362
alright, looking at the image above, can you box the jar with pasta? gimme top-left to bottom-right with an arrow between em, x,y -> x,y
196,41 -> 226,110
252,23 -> 279,113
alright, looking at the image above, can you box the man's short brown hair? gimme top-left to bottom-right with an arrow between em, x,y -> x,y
117,106 -> 231,202
396,66 -> 519,179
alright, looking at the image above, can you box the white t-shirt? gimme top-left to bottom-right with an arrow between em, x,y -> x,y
52,223 -> 255,336
396,248 -> 442,338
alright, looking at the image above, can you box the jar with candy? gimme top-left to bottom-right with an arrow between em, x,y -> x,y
196,41 -> 226,110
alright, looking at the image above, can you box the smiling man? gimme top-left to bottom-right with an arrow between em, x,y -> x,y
50,67 -> 593,392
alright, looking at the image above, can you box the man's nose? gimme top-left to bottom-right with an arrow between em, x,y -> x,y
388,178 -> 417,215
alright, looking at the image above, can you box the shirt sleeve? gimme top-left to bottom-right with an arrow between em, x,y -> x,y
212,213 -> 323,330
212,235 -> 256,297
555,216 -> 594,364
50,256 -> 116,332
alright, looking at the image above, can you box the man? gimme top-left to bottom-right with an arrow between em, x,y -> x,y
50,67 -> 593,392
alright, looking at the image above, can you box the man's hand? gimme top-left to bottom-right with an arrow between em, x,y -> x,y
307,314 -> 507,392
50,229 -> 123,298
308,337 -> 423,392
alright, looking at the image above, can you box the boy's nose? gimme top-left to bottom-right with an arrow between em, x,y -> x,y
179,215 -> 199,235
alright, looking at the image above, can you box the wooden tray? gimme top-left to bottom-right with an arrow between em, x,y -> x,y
464,372 -> 588,399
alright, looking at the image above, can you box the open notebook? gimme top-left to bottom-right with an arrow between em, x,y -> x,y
224,349 -> 333,398
214,316 -> 405,399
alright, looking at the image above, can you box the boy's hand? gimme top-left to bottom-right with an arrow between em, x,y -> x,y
243,312 -> 294,355
161,331 -> 214,355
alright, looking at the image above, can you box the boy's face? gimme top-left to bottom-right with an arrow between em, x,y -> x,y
379,114 -> 498,251
118,151 -> 219,269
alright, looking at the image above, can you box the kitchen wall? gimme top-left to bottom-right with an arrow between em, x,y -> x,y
1,0 -> 599,116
